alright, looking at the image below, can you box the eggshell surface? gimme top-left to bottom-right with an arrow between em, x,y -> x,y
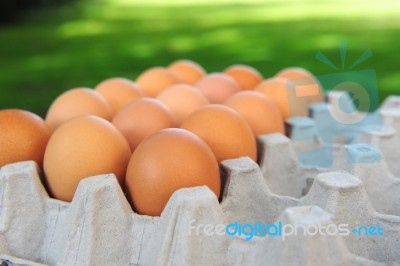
276,67 -> 314,80
276,67 -> 325,104
112,98 -> 176,151
181,104 -> 257,163
95,78 -> 143,114
224,91 -> 284,136
224,64 -> 263,90
125,128 -> 220,216
195,73 -> 241,103
168,59 -> 206,85
0,109 -> 51,168
45,88 -> 112,129
43,115 -> 131,202
157,84 -> 209,125
136,67 -> 180,97
255,77 -> 308,119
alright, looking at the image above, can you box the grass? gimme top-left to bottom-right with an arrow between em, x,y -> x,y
0,0 -> 399,117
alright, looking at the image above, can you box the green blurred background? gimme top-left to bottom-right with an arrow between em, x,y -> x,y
0,0 -> 399,117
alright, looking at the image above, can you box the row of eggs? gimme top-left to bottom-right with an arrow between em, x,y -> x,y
0,60 -> 324,216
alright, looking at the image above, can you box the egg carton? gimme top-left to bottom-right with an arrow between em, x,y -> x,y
1,129 -> 400,265
0,254 -> 47,266
359,96 -> 400,177
300,91 -> 400,177
295,93 -> 400,209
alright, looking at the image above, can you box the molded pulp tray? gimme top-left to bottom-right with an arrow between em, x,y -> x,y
1,95 -> 400,265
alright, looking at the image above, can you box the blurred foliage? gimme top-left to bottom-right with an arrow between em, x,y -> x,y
0,0 -> 399,117
0,0 -> 74,24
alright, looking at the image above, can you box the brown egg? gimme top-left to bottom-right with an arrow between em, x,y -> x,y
45,88 -> 112,129
276,67 -> 314,79
276,67 -> 324,104
44,115 -> 131,202
224,91 -> 284,136
224,64 -> 263,90
195,73 -> 241,103
0,109 -> 51,168
125,128 -> 220,216
95,77 -> 143,115
255,78 -> 308,119
136,67 -> 180,97
112,98 -> 176,151
157,84 -> 209,125
181,104 -> 257,163
168,59 -> 206,85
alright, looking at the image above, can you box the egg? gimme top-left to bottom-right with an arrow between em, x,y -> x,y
168,59 -> 206,85
125,128 -> 220,216
95,77 -> 143,115
276,67 -> 325,104
181,104 -> 257,163
136,67 -> 180,97
45,88 -> 112,129
0,109 -> 51,168
195,73 -> 241,103
43,115 -> 131,202
224,64 -> 263,90
224,91 -> 284,136
255,77 -> 308,119
157,84 -> 209,125
276,67 -> 313,79
112,98 -> 176,151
